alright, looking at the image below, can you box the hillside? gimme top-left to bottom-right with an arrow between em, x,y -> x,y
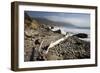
24,13 -> 90,61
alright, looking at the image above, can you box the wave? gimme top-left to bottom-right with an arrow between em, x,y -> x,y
51,26 -> 90,41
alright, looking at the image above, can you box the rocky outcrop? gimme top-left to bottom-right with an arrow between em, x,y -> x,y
53,29 -> 61,34
73,33 -> 88,38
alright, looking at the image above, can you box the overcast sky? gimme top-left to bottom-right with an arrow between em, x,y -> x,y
25,11 -> 90,28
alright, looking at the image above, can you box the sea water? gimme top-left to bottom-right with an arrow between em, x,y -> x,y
51,26 -> 90,41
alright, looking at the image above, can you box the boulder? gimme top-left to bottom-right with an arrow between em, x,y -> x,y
49,26 -> 54,29
35,39 -> 40,45
73,33 -> 88,38
53,29 -> 61,34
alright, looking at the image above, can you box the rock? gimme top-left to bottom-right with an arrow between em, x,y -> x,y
35,39 -> 40,45
31,20 -> 39,29
49,26 -> 54,29
24,29 -> 32,37
41,45 -> 49,50
73,33 -> 88,38
47,36 -> 90,60
46,53 -> 63,60
24,38 -> 33,61
53,29 -> 61,34
45,27 -> 50,31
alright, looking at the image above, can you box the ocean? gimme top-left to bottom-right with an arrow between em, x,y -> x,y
51,26 -> 90,41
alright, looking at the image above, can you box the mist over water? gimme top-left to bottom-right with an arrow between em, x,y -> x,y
52,26 -> 90,41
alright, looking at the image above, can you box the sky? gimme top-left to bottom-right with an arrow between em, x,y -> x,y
25,11 -> 90,28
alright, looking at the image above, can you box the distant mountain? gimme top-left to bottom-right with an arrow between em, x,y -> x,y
32,17 -> 76,27
25,12 -> 90,30
77,26 -> 90,29
31,17 -> 90,29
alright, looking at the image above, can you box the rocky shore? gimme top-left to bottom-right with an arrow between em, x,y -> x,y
24,13 -> 90,61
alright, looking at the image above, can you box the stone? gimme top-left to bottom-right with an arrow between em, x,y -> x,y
73,33 -> 88,38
